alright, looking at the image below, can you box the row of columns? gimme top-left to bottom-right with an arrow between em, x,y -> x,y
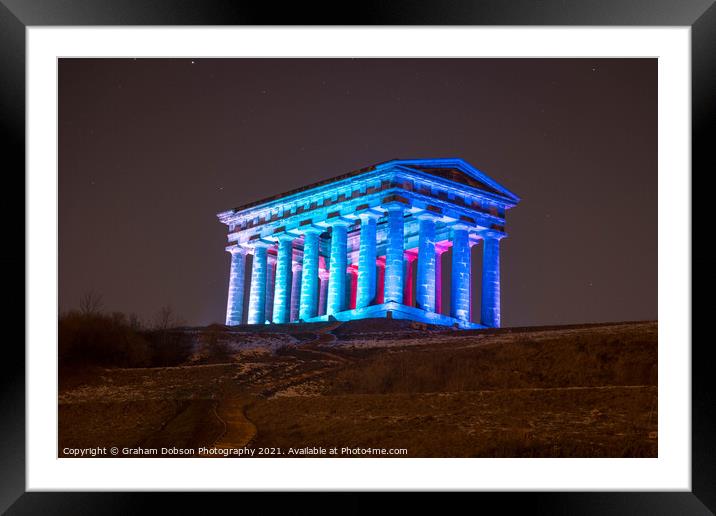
226,208 -> 502,327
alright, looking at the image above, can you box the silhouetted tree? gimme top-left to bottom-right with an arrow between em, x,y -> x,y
152,305 -> 184,330
128,312 -> 143,332
79,290 -> 103,316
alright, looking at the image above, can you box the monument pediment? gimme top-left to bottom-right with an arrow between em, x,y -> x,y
408,166 -> 502,194
390,158 -> 520,204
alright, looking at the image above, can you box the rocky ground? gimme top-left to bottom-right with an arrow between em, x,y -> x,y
59,320 -> 657,458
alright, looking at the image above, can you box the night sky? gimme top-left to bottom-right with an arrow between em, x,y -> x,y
59,58 -> 656,327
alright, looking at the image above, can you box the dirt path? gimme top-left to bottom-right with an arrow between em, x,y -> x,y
295,321 -> 358,363
202,326 -> 348,448
201,396 -> 257,454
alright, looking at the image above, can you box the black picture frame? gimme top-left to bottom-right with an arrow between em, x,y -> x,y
1,0 -> 710,513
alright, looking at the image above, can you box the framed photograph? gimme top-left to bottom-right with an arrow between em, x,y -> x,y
3,0 -> 710,512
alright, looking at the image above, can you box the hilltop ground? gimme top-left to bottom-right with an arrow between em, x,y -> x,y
58,320 -> 657,458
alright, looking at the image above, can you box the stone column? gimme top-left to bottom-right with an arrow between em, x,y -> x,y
264,253 -> 277,323
272,234 -> 294,324
480,231 -> 503,328
225,246 -> 247,326
376,257 -> 385,304
356,212 -> 380,308
247,242 -> 269,325
383,205 -> 405,304
327,220 -> 349,315
416,213 -> 438,312
318,269 -> 330,316
290,261 -> 302,322
435,242 -> 450,315
450,224 -> 471,323
299,227 -> 321,320
403,251 -> 418,307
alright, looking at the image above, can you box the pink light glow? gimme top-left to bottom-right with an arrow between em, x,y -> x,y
403,249 -> 418,307
376,257 -> 386,304
348,265 -> 358,309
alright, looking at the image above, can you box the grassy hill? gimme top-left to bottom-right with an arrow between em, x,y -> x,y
59,320 -> 657,458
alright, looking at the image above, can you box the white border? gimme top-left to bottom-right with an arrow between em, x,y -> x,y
27,27 -> 690,491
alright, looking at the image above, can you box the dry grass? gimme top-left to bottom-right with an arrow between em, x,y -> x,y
324,329 -> 657,395
248,386 -> 657,457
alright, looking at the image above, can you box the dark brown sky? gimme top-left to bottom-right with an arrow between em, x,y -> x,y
59,58 -> 656,327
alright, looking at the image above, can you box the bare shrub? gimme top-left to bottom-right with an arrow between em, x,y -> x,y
194,325 -> 233,364
144,305 -> 193,366
144,329 -> 194,367
59,310 -> 152,368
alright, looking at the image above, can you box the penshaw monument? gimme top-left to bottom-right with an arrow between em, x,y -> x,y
217,158 -> 520,329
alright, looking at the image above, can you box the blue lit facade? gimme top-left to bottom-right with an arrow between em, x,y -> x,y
218,158 -> 520,329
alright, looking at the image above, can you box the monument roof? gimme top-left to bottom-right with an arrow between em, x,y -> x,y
225,158 -> 520,215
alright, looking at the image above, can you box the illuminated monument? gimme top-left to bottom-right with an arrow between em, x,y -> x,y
217,159 -> 520,329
